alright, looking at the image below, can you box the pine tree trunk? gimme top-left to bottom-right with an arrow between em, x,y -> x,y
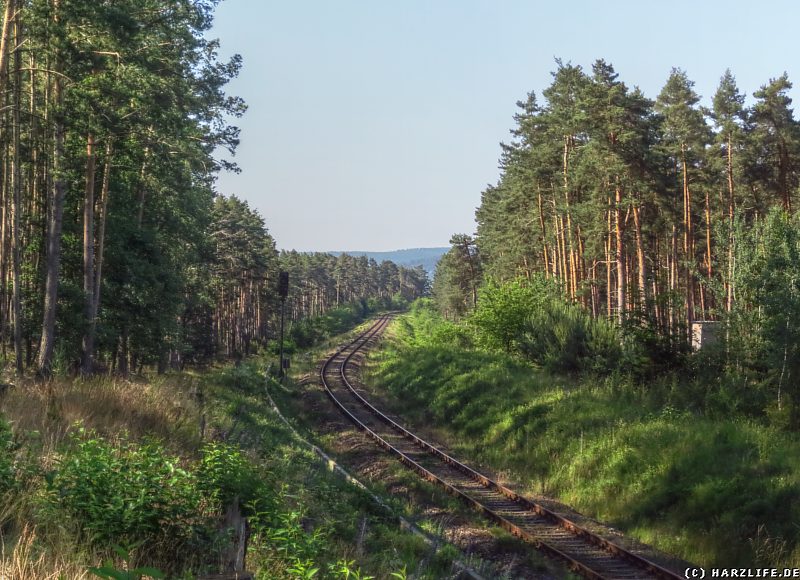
136,134 -> 152,228
633,204 -> 647,309
0,0 -> 15,356
779,142 -> 791,212
704,189 -> 713,318
558,214 -> 568,288
81,134 -> 96,374
537,187 -> 550,277
653,237 -> 663,331
10,7 -> 21,374
0,1 -> 15,89
615,184 -> 626,325
554,214 -> 562,282
726,136 -> 735,313
577,227 -> 587,307
83,139 -> 112,371
606,204 -> 613,319
1,153 -> 7,354
37,16 -> 66,376
118,328 -> 128,378
670,226 -> 678,333
682,145 -> 694,337
563,136 -> 577,300
590,260 -> 598,317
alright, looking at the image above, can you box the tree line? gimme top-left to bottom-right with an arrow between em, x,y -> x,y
205,196 -> 428,362
0,1 -> 426,377
437,59 -> 800,342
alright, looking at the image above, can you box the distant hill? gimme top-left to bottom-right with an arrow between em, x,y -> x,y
329,247 -> 448,275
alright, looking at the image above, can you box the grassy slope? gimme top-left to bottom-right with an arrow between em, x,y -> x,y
0,348 -> 446,578
365,309 -> 800,568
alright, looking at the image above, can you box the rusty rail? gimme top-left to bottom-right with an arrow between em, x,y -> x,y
320,315 -> 685,580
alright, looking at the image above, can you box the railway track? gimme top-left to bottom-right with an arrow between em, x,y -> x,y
320,315 -> 685,580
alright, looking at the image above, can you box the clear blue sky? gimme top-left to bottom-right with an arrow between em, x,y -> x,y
210,0 -> 798,252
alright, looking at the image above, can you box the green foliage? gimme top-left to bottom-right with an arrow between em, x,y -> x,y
619,311 -> 688,378
197,442 -> 265,510
467,276 -> 622,374
0,415 -> 16,494
89,545 -> 165,579
716,209 -> 800,428
46,430 -> 203,548
393,298 -> 472,349
286,299 -> 398,351
469,278 -> 544,352
431,235 -> 481,319
523,297 -> 622,374
249,494 -> 327,579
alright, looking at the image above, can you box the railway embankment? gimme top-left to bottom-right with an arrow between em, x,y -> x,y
362,303 -> 800,569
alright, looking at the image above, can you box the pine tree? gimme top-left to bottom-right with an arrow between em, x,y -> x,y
711,70 -> 747,312
655,69 -> 711,333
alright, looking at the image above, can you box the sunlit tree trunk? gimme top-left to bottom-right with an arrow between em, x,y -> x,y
615,183 -> 626,325
81,134 -> 96,374
726,136 -> 735,313
682,145 -> 695,335
537,186 -> 550,277
633,203 -> 647,310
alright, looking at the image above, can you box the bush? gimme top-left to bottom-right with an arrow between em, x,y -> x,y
196,442 -> 266,511
46,430 -> 203,548
468,276 -> 623,374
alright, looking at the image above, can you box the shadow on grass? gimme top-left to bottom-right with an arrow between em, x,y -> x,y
369,337 -> 800,567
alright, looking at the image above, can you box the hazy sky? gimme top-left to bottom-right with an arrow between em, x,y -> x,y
210,0 -> 798,252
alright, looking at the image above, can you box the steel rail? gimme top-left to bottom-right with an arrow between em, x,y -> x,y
320,315 -> 683,580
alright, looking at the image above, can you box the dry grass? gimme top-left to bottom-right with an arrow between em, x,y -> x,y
1,373 -> 203,456
0,372 -> 207,578
0,525 -> 89,580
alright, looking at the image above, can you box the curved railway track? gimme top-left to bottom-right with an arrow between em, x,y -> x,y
320,315 -> 684,580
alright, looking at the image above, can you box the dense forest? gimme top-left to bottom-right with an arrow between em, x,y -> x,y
433,59 -> 800,425
0,0 -> 426,378
0,2 -> 432,576
437,60 -> 797,332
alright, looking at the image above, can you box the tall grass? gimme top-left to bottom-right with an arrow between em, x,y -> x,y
1,375 -> 201,456
0,525 -> 89,580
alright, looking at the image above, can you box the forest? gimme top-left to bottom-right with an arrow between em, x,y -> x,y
437,59 -> 796,328
0,0 -> 426,378
434,59 -> 800,406
2,0 -> 800,573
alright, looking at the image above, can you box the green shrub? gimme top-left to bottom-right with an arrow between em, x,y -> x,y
464,276 -> 625,374
247,486 -> 328,578
469,278 -> 545,353
47,430 -> 203,547
196,442 -> 266,510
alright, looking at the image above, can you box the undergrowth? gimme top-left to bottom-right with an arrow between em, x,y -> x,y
0,333 -> 438,578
